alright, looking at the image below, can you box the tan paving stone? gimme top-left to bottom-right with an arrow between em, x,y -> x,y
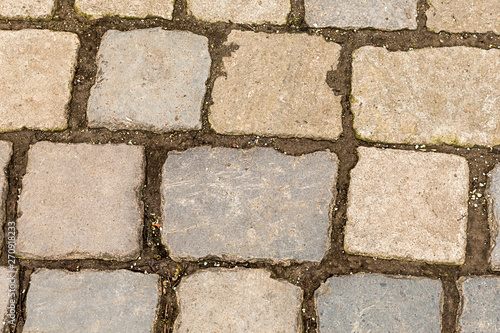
174,269 -> 302,332
345,147 -> 469,265
0,30 -> 79,132
352,46 -> 500,147
0,0 -> 55,18
426,0 -> 500,34
487,164 -> 500,270
76,0 -> 174,19
186,0 -> 290,24
0,142 -> 12,257
209,31 -> 343,140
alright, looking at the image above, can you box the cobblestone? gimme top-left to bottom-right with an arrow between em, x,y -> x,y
76,0 -> 174,19
186,0 -> 290,24
174,268 -> 302,332
162,147 -> 337,262
209,31 -> 343,140
458,276 -> 500,332
0,141 -> 11,249
316,274 -> 442,332
23,270 -> 159,332
345,147 -> 469,264
0,30 -> 79,132
88,28 -> 210,132
0,0 -> 55,18
17,142 -> 144,260
0,267 -> 14,330
426,0 -> 500,34
487,164 -> 500,270
305,0 -> 418,30
352,46 -> 500,147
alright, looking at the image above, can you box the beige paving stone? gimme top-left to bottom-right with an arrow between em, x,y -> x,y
0,0 -> 55,18
76,0 -> 174,19
487,164 -> 500,270
186,0 -> 290,24
209,31 -> 343,140
426,0 -> 500,34
174,269 -> 302,332
17,142 -> 144,260
0,30 -> 79,132
345,147 -> 469,265
352,46 -> 500,147
0,142 -> 12,257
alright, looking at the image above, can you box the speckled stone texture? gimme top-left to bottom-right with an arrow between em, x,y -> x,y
209,31 -> 343,140
0,30 -> 79,132
351,46 -> 500,147
305,0 -> 417,29
23,270 -> 159,332
487,165 -> 500,270
316,274 -> 442,332
458,276 -> 500,332
426,0 -> 499,34
0,267 -> 15,330
88,28 -> 210,132
0,0 -> 55,18
17,142 -> 144,260
186,0 -> 290,24
0,142 -> 12,249
162,147 -> 337,262
345,147 -> 469,264
76,0 -> 174,19
174,269 -> 302,332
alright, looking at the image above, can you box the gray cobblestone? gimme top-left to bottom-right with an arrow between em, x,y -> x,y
76,0 -> 174,19
0,267 -> 14,330
0,0 -> 55,18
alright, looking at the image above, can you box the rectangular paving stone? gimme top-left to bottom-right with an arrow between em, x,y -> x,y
186,0 -> 290,24
345,147 -> 469,264
0,30 -> 79,132
209,31 -> 343,140
17,142 -> 144,260
24,270 -> 159,332
426,0 -> 499,34
76,0 -> 174,19
0,0 -> 55,18
0,142 -> 12,249
0,267 -> 16,330
316,274 -> 442,332
305,0 -> 417,29
88,28 -> 210,132
175,269 -> 302,332
162,147 -> 337,262
487,164 -> 500,270
352,46 -> 500,147
458,276 -> 500,332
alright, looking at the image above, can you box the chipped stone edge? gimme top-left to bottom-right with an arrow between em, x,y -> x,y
486,166 -> 500,271
0,142 -> 12,258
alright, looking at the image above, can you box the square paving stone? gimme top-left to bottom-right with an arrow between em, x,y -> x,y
23,270 -> 160,332
76,0 -> 174,19
345,147 -> 469,264
305,0 -> 418,30
0,30 -> 79,132
352,46 -> 500,147
209,31 -> 343,140
87,28 -> 210,132
458,276 -> 500,332
0,142 -> 12,246
162,147 -> 338,262
487,164 -> 500,270
426,0 -> 499,34
17,142 -> 144,260
174,268 -> 302,332
315,274 -> 442,332
0,0 -> 55,18
186,0 -> 290,24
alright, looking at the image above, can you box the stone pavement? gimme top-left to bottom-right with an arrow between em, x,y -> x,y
0,0 -> 498,332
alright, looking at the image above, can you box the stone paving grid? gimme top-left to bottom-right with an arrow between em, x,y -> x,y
0,0 -> 498,332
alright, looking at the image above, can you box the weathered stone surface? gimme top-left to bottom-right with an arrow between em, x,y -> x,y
76,0 -> 174,19
209,31 -> 343,140
0,0 -> 55,18
352,46 -> 500,147
458,276 -> 500,332
24,270 -> 159,332
0,30 -> 79,132
87,28 -> 210,132
162,147 -> 337,262
316,274 -> 442,332
0,142 -> 12,237
345,147 -> 469,264
305,0 -> 417,29
174,269 -> 302,332
17,142 -> 144,260
0,267 -> 16,330
487,165 -> 500,270
186,0 -> 290,24
427,0 -> 499,34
